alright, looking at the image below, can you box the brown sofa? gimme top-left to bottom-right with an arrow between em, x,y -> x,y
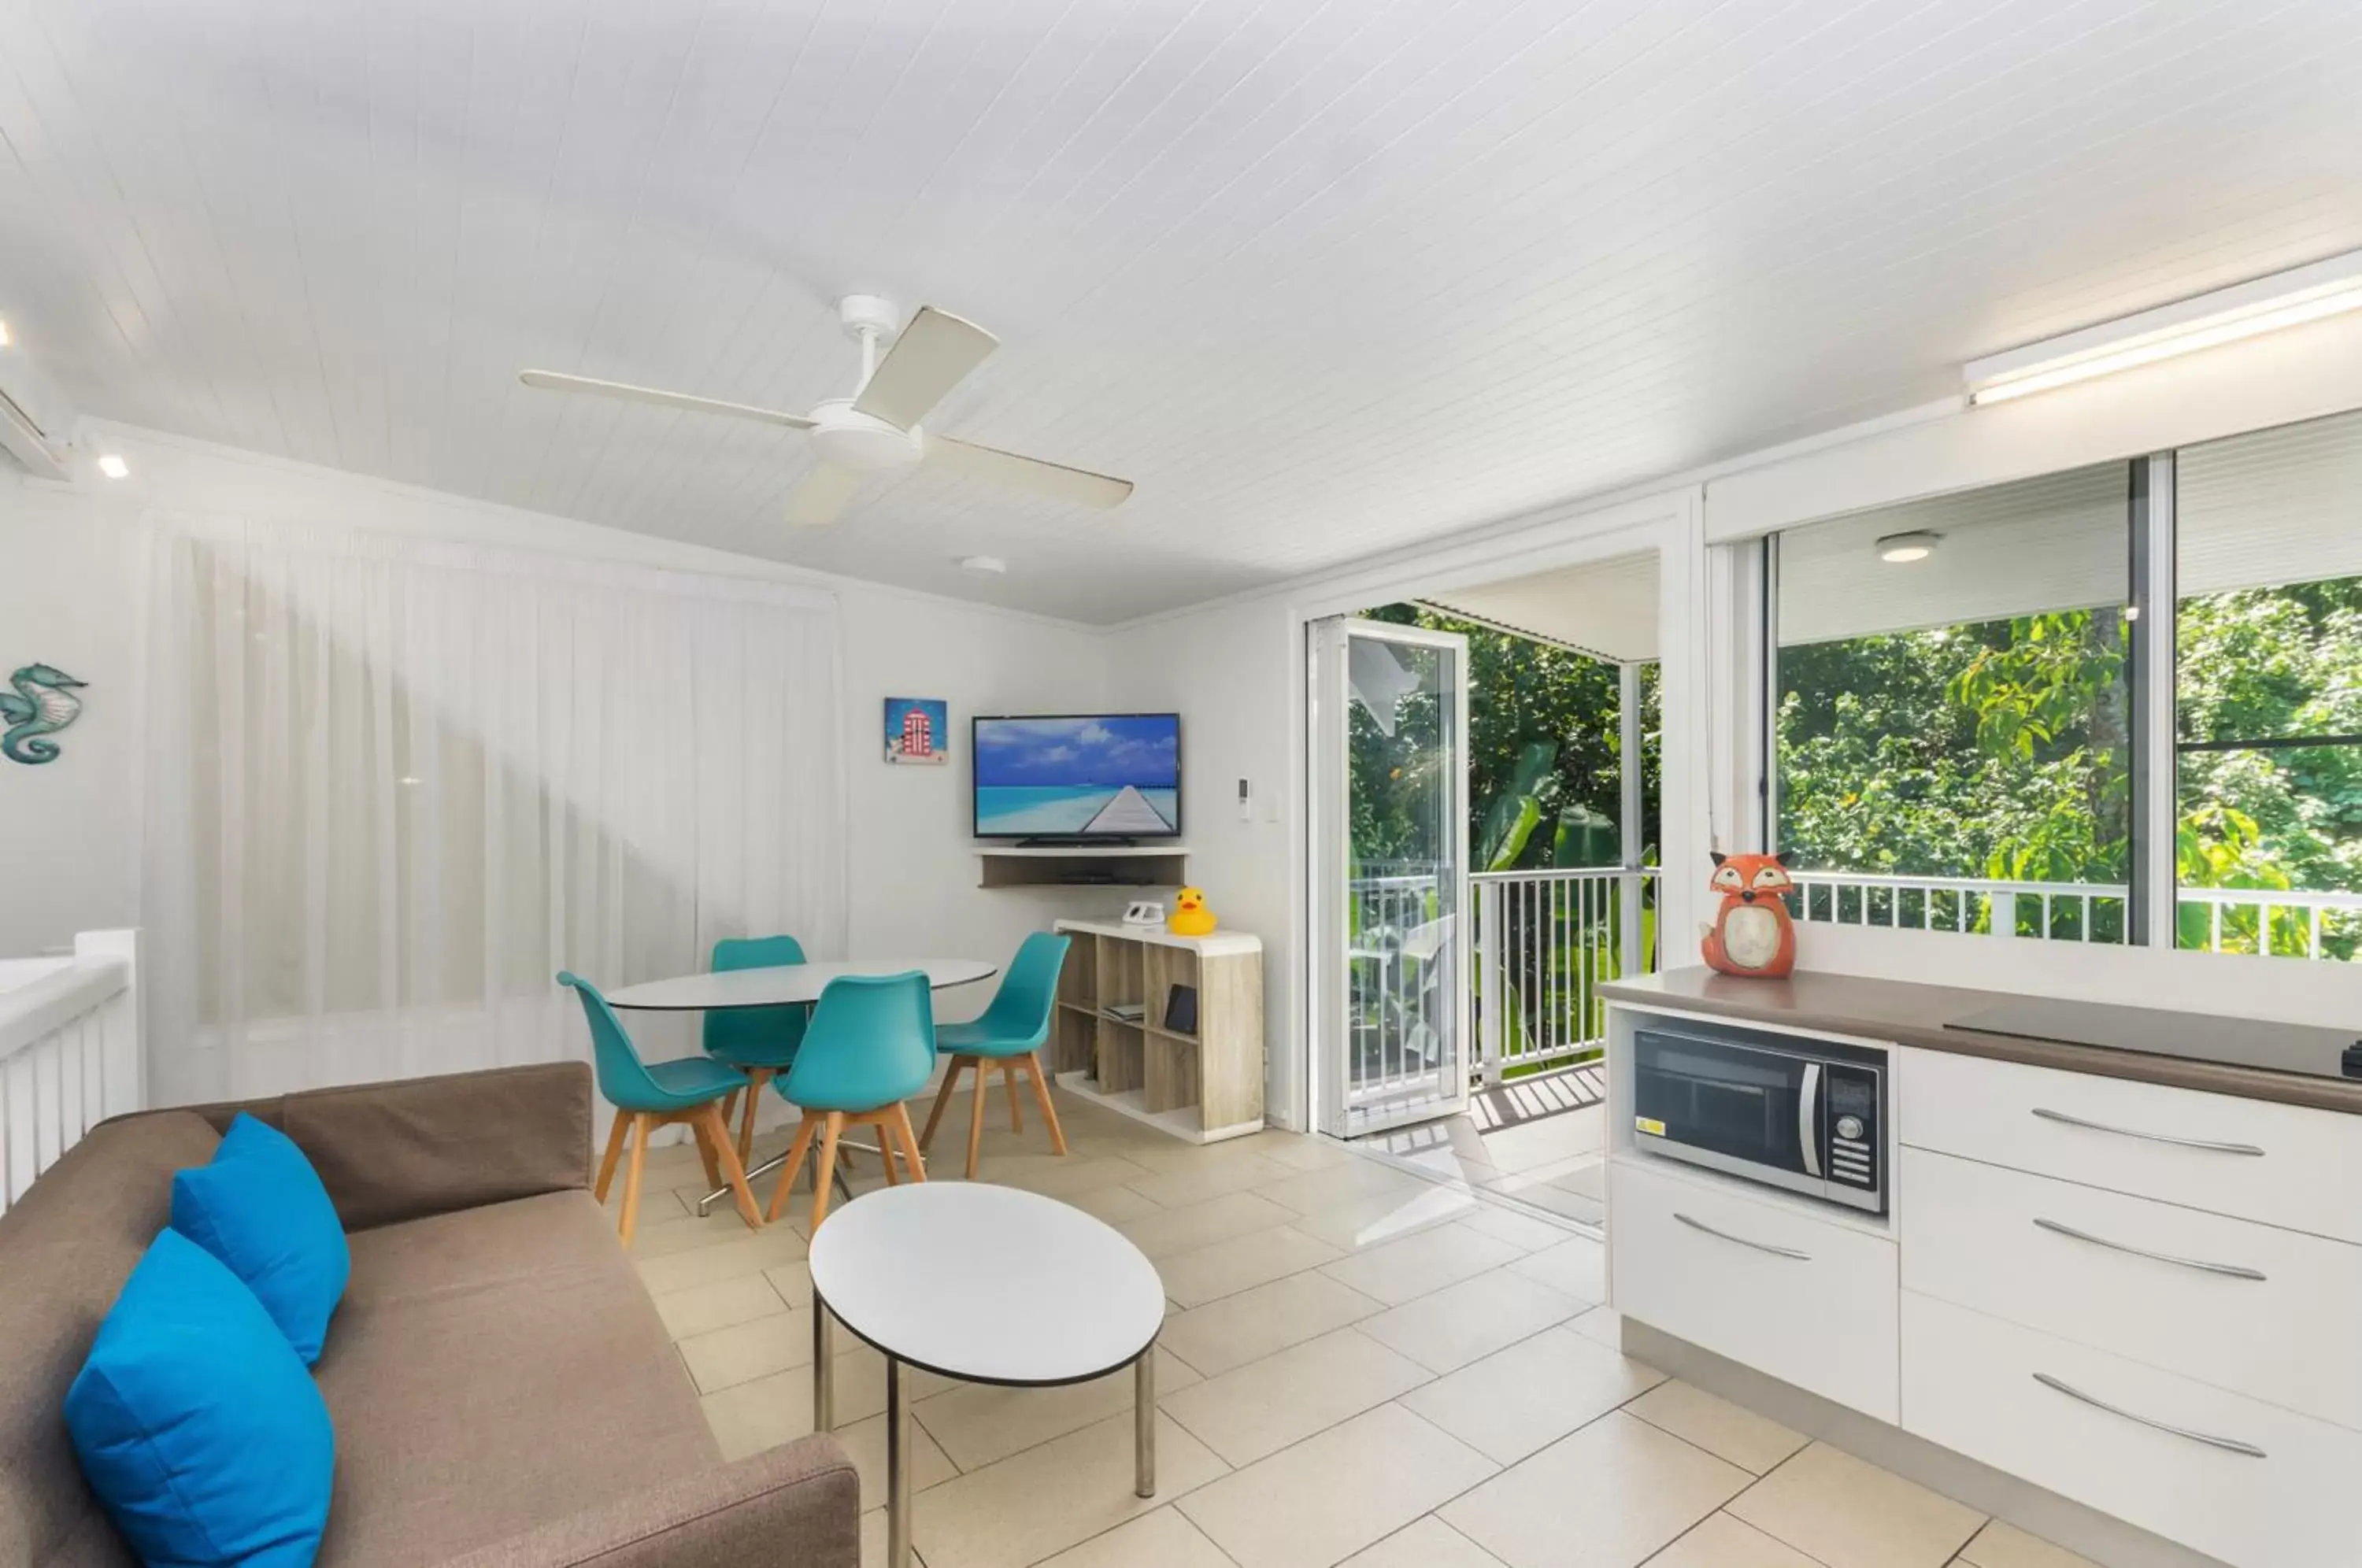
0,1063 -> 860,1568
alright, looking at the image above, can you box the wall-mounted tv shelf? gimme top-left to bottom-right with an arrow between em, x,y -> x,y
1050,919 -> 1263,1144
976,845 -> 1190,889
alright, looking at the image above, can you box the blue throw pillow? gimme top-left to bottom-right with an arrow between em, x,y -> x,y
66,1229 -> 335,1567
172,1112 -> 350,1364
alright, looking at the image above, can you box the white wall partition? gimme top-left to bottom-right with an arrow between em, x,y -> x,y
140,517 -> 849,1107
0,930 -> 139,1215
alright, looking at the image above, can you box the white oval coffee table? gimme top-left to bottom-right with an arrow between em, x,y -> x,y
806,1182 -> 1166,1568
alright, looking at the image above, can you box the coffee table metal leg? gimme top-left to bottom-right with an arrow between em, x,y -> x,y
1135,1345 -> 1156,1498
812,1298 -> 833,1432
887,1357 -> 913,1568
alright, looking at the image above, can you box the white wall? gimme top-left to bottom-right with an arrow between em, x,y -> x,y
838,589 -> 1121,1004
0,476 -> 144,958
1105,596 -> 1298,1111
2,426 -> 1115,1031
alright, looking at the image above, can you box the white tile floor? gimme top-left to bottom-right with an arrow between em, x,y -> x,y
613,1084 -> 2098,1568
1355,1067 -> 1610,1228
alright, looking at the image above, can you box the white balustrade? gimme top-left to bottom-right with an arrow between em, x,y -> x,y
0,930 -> 142,1216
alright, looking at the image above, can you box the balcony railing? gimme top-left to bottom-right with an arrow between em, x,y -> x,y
1472,867 -> 1660,1084
1,931 -> 143,1217
1789,871 -> 2362,960
1344,864 -> 1659,1109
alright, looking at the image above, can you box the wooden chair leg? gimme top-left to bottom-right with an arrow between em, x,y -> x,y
618,1114 -> 650,1246
692,1115 -> 724,1193
1025,1053 -> 1068,1156
1004,1058 -> 1025,1133
918,1056 -> 967,1151
877,1111 -> 902,1186
766,1114 -> 822,1222
699,1104 -> 765,1230
966,1058 -> 988,1181
810,1112 -> 846,1233
594,1109 -> 630,1204
892,1102 -> 927,1182
737,1068 -> 770,1164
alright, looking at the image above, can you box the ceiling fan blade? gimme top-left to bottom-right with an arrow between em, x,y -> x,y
784,464 -> 867,527
517,369 -> 815,431
926,435 -> 1134,509
852,307 -> 998,429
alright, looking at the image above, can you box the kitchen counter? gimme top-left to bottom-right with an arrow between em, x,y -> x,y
1600,967 -> 2362,1115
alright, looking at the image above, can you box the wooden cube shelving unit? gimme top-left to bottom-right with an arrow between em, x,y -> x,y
1050,918 -> 1264,1144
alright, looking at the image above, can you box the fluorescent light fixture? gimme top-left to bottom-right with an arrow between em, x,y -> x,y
1876,531 -> 1939,563
95,453 -> 129,479
1965,249 -> 2362,406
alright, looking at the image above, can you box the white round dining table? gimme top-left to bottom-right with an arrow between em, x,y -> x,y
602,957 -> 998,1011
602,956 -> 998,1215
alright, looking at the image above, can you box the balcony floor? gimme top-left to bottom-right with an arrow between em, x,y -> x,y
1353,1063 -> 1608,1229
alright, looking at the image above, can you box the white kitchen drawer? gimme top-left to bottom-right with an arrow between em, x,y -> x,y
1901,1147 -> 2362,1432
1902,1292 -> 2360,1568
1609,1155 -> 1897,1421
1899,1048 -> 2362,1244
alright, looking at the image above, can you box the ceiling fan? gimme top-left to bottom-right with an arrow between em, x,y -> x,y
518,295 -> 1133,527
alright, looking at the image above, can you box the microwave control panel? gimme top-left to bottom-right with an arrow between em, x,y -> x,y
1823,1066 -> 1881,1194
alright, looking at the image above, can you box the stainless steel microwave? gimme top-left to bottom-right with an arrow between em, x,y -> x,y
1630,1017 -> 1886,1214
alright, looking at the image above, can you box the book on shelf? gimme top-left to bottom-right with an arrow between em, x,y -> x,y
1102,1002 -> 1147,1024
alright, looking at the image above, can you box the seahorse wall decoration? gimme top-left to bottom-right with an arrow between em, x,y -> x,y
1,664 -> 87,765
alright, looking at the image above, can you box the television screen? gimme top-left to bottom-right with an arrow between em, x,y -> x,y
972,714 -> 1182,838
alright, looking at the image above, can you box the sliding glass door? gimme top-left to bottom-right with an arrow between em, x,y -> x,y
1309,617 -> 1471,1137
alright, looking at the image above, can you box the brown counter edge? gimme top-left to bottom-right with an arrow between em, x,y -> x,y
1599,971 -> 2362,1118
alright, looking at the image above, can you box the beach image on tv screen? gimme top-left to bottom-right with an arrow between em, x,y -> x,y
975,716 -> 1179,836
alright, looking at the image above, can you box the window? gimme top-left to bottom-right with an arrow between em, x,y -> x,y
2175,411 -> 2362,959
1771,464 -> 2135,942
1764,409 -> 2362,963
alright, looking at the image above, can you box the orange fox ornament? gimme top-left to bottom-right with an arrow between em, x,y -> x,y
1700,852 -> 1797,978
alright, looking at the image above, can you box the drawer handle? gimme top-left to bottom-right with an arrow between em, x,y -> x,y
2032,1373 -> 2268,1459
2033,1218 -> 2268,1281
2031,1108 -> 2265,1157
1674,1211 -> 1811,1261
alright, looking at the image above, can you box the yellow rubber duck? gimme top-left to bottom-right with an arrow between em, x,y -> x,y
1168,886 -> 1219,937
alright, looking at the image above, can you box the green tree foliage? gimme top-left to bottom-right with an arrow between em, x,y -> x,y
1348,605 -> 1660,871
1778,575 -> 2360,958
1778,609 -> 2131,888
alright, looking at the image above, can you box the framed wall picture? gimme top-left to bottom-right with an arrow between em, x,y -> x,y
884,697 -> 950,765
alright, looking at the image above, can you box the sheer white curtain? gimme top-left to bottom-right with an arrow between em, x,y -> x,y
141,515 -> 847,1108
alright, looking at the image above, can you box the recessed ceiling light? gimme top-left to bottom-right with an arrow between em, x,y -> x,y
96,453 -> 130,479
957,555 -> 1008,575
0,320 -> 12,348
1876,531 -> 1938,564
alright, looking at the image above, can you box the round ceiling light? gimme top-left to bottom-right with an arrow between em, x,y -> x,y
1876,530 -> 1939,564
957,555 -> 1007,576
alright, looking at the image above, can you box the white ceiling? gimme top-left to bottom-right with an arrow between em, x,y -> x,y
1425,551 -> 1660,662
5,1 -> 2362,623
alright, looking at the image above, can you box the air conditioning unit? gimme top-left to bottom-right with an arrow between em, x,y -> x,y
0,332 -> 72,481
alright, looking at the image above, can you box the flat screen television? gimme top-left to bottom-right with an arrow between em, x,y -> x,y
972,713 -> 1182,841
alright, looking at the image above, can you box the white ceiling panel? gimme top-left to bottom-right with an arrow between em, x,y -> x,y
1426,552 -> 1660,662
4,0 -> 2362,622
1778,463 -> 2129,644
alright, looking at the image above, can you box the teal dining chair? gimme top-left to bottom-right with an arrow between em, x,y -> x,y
920,931 -> 1072,1179
765,972 -> 937,1231
558,971 -> 764,1244
703,934 -> 813,1164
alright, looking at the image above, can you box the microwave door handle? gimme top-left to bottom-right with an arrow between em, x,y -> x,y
1798,1062 -> 1822,1178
